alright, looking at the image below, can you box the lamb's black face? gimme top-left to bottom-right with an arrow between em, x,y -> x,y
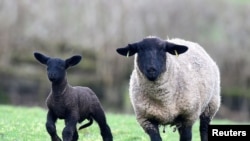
46,58 -> 66,83
136,38 -> 166,81
34,52 -> 82,84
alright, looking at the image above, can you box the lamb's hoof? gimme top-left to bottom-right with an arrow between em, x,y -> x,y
52,136 -> 62,141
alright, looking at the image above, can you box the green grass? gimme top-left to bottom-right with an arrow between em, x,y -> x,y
0,105 -> 239,141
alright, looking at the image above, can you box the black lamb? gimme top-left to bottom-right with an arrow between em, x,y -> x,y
33,52 -> 113,141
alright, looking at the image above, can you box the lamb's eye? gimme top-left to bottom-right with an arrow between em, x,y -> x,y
160,47 -> 165,52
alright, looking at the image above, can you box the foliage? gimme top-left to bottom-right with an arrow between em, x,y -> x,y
229,0 -> 250,4
0,0 -> 250,120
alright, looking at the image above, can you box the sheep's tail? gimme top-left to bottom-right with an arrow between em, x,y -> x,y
78,118 -> 93,130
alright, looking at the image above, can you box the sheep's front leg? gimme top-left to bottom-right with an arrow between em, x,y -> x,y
178,124 -> 192,141
199,112 -> 211,141
46,110 -> 61,141
140,119 -> 162,141
62,117 -> 78,141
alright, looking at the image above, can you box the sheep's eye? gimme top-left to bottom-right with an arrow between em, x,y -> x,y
137,45 -> 144,51
160,47 -> 165,52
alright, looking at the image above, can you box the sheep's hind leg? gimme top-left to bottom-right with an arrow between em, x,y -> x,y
46,110 -> 61,141
177,124 -> 192,141
92,106 -> 113,141
142,119 -> 162,141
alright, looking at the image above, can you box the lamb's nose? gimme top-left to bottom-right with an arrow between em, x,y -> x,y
48,72 -> 56,81
48,72 -> 56,77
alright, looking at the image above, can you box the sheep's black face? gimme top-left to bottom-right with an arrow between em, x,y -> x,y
116,36 -> 188,82
46,58 -> 66,83
136,38 -> 166,81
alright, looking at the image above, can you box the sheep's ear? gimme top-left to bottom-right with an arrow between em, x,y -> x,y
164,42 -> 188,55
65,55 -> 82,69
34,52 -> 50,65
116,43 -> 138,57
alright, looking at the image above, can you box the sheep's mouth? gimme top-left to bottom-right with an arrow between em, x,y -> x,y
147,76 -> 158,81
143,67 -> 161,81
145,73 -> 159,81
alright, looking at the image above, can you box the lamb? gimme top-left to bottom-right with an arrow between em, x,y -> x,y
33,52 -> 113,141
116,36 -> 221,141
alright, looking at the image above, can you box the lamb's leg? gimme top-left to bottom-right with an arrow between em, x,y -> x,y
140,119 -> 162,141
92,106 -> 113,141
72,127 -> 79,141
46,110 -> 61,141
177,124 -> 192,141
62,116 -> 78,141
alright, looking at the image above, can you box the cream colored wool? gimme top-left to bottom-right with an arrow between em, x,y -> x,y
129,38 -> 221,131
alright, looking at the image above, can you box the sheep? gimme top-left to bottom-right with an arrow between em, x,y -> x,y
33,52 -> 113,141
116,36 -> 221,141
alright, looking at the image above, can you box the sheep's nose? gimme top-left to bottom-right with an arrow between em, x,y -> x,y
147,67 -> 156,74
146,67 -> 158,81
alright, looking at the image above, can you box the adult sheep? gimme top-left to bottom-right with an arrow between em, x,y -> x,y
116,36 -> 221,141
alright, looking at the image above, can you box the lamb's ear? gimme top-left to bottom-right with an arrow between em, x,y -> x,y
65,55 -> 82,69
116,43 -> 138,57
33,52 -> 50,65
164,42 -> 188,55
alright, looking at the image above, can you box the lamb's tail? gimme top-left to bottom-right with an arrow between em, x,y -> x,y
78,118 -> 93,130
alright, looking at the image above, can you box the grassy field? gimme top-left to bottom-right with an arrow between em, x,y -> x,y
0,105 -> 238,141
